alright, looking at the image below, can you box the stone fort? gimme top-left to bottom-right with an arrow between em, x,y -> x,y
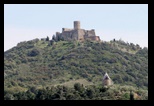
55,21 -> 100,41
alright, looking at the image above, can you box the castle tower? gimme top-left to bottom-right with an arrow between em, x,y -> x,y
102,72 -> 112,86
74,21 -> 80,30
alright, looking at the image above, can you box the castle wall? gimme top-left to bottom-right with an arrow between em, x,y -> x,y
62,28 -> 73,32
95,36 -> 100,41
77,29 -> 86,40
86,36 -> 98,41
86,30 -> 96,37
56,32 -> 61,36
62,31 -> 72,40
61,30 -> 78,40
71,30 -> 78,40
92,36 -> 100,41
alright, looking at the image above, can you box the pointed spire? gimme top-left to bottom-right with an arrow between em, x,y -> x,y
103,72 -> 111,80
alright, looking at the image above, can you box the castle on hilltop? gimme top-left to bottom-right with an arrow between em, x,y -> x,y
55,21 -> 100,41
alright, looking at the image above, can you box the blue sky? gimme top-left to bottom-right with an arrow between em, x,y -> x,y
4,4 -> 148,51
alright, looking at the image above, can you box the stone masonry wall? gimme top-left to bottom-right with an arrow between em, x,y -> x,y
77,29 -> 86,40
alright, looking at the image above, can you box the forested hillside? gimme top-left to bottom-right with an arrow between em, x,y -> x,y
4,38 -> 148,100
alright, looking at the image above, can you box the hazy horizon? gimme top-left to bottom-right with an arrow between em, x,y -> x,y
4,4 -> 148,51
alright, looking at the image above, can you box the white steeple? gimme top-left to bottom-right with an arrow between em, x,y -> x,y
103,72 -> 111,80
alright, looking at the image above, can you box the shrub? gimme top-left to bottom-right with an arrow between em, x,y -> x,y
27,49 -> 40,57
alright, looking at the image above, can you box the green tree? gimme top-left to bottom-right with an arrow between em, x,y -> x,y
52,35 -> 56,41
86,88 -> 95,99
46,36 -> 49,41
74,83 -> 84,92
130,91 -> 134,100
27,48 -> 40,57
4,93 -> 14,100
